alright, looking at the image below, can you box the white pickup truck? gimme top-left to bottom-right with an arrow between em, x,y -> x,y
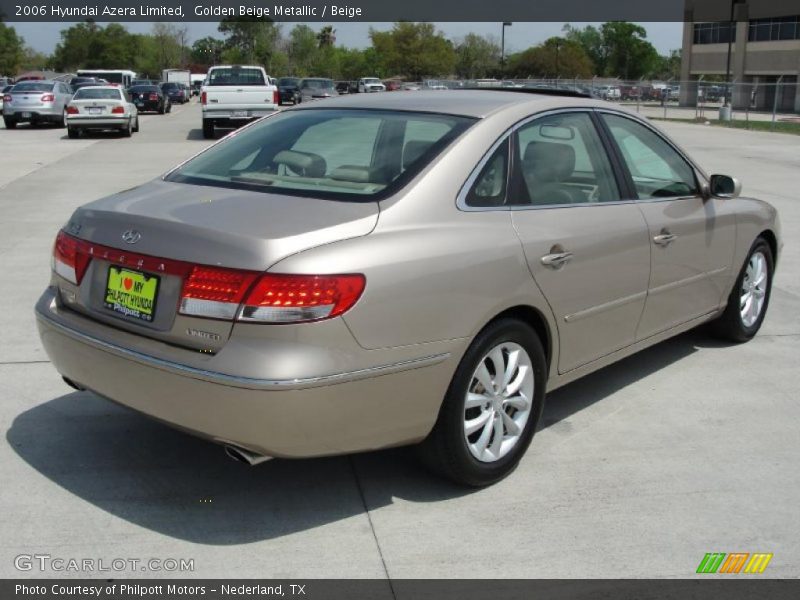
201,65 -> 279,139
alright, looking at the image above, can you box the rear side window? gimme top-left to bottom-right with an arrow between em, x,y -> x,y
465,140 -> 509,208
602,114 -> 698,199
166,109 -> 474,200
512,112 -> 620,206
207,68 -> 265,86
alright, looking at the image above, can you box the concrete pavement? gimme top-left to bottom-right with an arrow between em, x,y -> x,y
0,103 -> 798,579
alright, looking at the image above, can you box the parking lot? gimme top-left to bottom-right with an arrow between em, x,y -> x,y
0,102 -> 798,579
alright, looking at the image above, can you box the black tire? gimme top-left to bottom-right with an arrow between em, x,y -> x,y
4,117 -> 17,129
67,127 -> 79,139
711,237 -> 774,343
56,110 -> 67,128
132,116 -> 139,133
158,103 -> 165,115
122,119 -> 132,137
418,318 -> 547,487
202,121 -> 215,139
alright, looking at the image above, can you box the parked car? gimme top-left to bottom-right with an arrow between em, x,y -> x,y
335,81 -> 351,95
66,85 -> 139,138
201,65 -> 278,139
298,78 -> 338,102
383,80 -> 402,91
131,79 -> 158,87
422,80 -> 448,90
0,84 -> 14,114
161,82 -> 188,105
2,80 -> 73,128
35,90 -> 780,486
191,81 -> 203,97
357,77 -> 386,93
277,77 -> 301,104
128,85 -> 170,114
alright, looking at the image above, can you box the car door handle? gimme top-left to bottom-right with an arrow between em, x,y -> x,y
653,232 -> 678,246
540,251 -> 574,269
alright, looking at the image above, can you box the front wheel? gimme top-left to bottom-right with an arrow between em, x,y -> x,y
418,318 -> 547,486
711,238 -> 774,342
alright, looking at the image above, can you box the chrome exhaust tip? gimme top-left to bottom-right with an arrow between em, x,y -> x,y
224,444 -> 271,466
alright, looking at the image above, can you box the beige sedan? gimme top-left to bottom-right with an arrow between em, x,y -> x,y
36,90 -> 780,486
66,85 -> 139,138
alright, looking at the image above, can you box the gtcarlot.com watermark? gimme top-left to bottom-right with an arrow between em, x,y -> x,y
14,554 -> 194,573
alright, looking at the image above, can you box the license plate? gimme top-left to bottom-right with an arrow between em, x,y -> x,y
231,110 -> 248,118
21,112 -> 31,118
104,267 -> 159,323
89,107 -> 102,114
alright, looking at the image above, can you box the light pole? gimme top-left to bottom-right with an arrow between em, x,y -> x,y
724,0 -> 741,107
501,22 -> 512,77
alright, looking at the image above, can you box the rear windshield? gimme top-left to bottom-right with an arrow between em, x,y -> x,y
12,82 -> 53,93
303,79 -> 334,89
279,78 -> 298,86
74,88 -> 123,100
207,67 -> 265,86
165,109 -> 474,201
130,86 -> 159,93
162,83 -> 179,89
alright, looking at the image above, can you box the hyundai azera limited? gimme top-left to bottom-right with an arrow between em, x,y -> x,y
36,90 -> 780,486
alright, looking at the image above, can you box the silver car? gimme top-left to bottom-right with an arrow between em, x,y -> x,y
66,86 -> 139,138
35,91 -> 781,486
298,78 -> 338,102
3,80 -> 73,128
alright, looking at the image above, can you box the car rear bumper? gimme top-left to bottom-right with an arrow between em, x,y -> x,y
67,116 -> 129,128
5,106 -> 62,119
35,287 -> 457,459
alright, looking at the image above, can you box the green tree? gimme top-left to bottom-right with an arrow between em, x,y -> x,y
191,36 -> 225,67
455,33 -> 500,79
288,24 -> 318,76
562,24 -> 604,75
600,22 -> 659,79
218,17 -> 281,71
20,46 -> 49,72
369,22 -> 455,80
0,22 -> 25,75
316,26 -> 336,49
507,37 -> 593,79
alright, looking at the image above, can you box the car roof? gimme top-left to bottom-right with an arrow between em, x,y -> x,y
292,89 -> 609,118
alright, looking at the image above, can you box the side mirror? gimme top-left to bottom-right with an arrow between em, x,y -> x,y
709,174 -> 741,199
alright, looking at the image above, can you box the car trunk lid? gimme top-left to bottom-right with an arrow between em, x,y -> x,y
59,179 -> 378,350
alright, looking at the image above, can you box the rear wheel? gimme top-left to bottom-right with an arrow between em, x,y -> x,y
202,121 -> 215,139
711,237 -> 773,342
3,117 -> 17,129
132,116 -> 139,133
122,118 -> 132,137
58,110 -> 67,128
67,127 -> 79,139
158,102 -> 165,115
418,318 -> 547,486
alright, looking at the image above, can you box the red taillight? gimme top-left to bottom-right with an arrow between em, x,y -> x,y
239,274 -> 366,323
179,266 -> 260,320
66,106 -> 79,114
272,90 -> 279,105
52,231 -> 91,285
201,91 -> 207,105
178,270 -> 365,323
2,94 -> 11,103
40,93 -> 55,102
111,106 -> 124,114
149,93 -> 158,101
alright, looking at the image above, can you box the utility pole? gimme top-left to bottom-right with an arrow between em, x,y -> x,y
501,22 -> 512,77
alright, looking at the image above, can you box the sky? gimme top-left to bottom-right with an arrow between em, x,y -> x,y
12,21 -> 684,56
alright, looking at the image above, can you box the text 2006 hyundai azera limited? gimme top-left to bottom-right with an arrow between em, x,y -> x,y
36,90 -> 780,486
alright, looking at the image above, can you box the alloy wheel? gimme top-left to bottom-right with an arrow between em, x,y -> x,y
740,250 -> 768,327
463,342 -> 534,463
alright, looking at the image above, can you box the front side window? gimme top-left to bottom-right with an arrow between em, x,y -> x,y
513,112 -> 620,206
166,109 -> 474,200
602,114 -> 698,199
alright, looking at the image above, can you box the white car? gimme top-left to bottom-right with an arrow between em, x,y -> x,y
66,86 -> 139,138
357,77 -> 386,93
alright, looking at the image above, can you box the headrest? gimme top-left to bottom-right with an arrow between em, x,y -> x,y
402,140 -> 435,170
273,150 -> 327,178
522,142 -> 575,183
330,165 -> 375,183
